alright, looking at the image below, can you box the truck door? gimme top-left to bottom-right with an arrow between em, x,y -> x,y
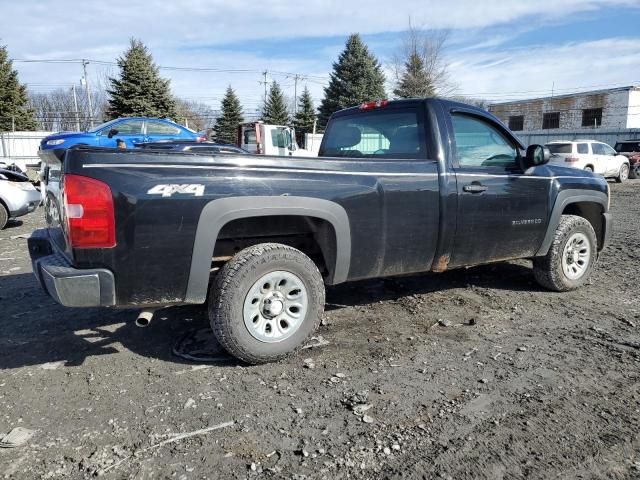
448,112 -> 550,268
266,127 -> 288,156
241,125 -> 259,153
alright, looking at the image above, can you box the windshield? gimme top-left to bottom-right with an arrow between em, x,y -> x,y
546,143 -> 573,154
615,142 -> 640,153
87,119 -> 120,133
320,109 -> 423,158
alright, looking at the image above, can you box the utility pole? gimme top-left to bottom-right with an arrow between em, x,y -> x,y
82,59 -> 94,128
293,74 -> 300,114
261,70 -> 269,100
71,84 -> 81,131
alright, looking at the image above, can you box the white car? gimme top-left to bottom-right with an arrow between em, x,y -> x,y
0,169 -> 41,229
545,140 -> 630,182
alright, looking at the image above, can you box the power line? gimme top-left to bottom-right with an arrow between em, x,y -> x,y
14,58 -> 329,82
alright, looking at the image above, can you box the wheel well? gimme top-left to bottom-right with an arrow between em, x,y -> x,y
585,164 -> 594,170
562,202 -> 604,249
213,215 -> 337,282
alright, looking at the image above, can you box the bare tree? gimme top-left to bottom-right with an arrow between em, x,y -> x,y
392,22 -> 457,99
28,83 -> 108,132
175,98 -> 218,131
448,96 -> 490,110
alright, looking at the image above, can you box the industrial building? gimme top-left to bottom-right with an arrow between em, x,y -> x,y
489,86 -> 640,146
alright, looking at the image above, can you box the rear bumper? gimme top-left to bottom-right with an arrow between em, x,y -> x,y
7,188 -> 40,218
601,212 -> 613,250
28,229 -> 115,307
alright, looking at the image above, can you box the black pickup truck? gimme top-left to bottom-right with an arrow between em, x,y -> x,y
30,98 -> 612,363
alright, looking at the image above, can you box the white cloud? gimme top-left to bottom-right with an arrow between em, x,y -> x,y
2,0 -> 635,55
449,38 -> 640,101
2,0 -> 639,113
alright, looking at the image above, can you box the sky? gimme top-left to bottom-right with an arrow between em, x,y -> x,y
2,0 -> 640,118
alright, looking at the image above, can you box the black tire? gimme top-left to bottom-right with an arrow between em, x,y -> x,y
533,215 -> 597,292
208,243 -> 325,364
615,163 -> 630,183
584,166 -> 594,172
629,165 -> 638,179
0,203 -> 8,230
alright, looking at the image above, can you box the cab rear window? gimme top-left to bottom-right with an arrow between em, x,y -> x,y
615,142 -> 640,153
320,109 -> 425,159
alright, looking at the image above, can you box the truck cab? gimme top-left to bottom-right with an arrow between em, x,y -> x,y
237,122 -> 314,157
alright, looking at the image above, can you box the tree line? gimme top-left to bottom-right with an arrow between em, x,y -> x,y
0,27 -> 457,140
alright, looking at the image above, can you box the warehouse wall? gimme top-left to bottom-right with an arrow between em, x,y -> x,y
490,89 -> 633,131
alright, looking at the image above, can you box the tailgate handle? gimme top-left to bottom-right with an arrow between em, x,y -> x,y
463,183 -> 488,193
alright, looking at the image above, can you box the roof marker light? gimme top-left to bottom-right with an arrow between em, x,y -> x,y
359,100 -> 389,111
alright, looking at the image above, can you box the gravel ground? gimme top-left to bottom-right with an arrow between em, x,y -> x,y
0,180 -> 639,479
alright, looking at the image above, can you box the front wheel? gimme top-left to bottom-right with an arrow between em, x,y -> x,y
0,203 -> 7,230
533,215 -> 597,292
584,166 -> 594,172
616,163 -> 630,183
208,243 -> 325,364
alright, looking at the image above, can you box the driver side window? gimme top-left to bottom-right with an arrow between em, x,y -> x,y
99,120 -> 143,136
452,114 -> 518,170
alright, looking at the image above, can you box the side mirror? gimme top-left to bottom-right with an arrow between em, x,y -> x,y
524,144 -> 550,168
107,128 -> 119,139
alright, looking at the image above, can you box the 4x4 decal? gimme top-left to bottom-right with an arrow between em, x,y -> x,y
148,184 -> 205,197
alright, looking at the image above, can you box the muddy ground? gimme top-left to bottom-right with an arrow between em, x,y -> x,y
0,181 -> 639,480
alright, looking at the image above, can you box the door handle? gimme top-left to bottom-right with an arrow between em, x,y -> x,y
463,183 -> 488,193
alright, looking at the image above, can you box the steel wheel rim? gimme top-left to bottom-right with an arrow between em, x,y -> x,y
562,232 -> 591,280
243,270 -> 308,343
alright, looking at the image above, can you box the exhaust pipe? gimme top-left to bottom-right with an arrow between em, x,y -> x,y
135,309 -> 155,328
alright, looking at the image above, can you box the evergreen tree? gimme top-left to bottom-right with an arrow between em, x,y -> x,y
107,39 -> 176,119
393,49 -> 435,98
318,34 -> 386,128
0,45 -> 36,131
262,81 -> 289,125
215,86 -> 243,144
292,86 -> 316,138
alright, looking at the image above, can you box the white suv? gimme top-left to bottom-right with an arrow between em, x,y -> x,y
545,140 -> 630,182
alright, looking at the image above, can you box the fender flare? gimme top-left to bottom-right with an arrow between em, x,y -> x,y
184,196 -> 351,304
535,189 -> 608,256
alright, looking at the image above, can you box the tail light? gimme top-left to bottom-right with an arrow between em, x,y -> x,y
196,135 -> 206,142
63,174 -> 116,248
565,156 -> 580,163
359,100 -> 388,110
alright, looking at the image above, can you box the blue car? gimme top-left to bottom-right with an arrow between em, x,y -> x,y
40,117 -> 200,150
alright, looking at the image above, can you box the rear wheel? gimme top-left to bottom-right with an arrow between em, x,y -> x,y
208,243 -> 325,364
0,203 -> 8,230
533,215 -> 597,291
616,163 -> 630,183
584,166 -> 594,172
629,165 -> 638,179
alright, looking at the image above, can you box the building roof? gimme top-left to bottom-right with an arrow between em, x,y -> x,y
490,85 -> 640,107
